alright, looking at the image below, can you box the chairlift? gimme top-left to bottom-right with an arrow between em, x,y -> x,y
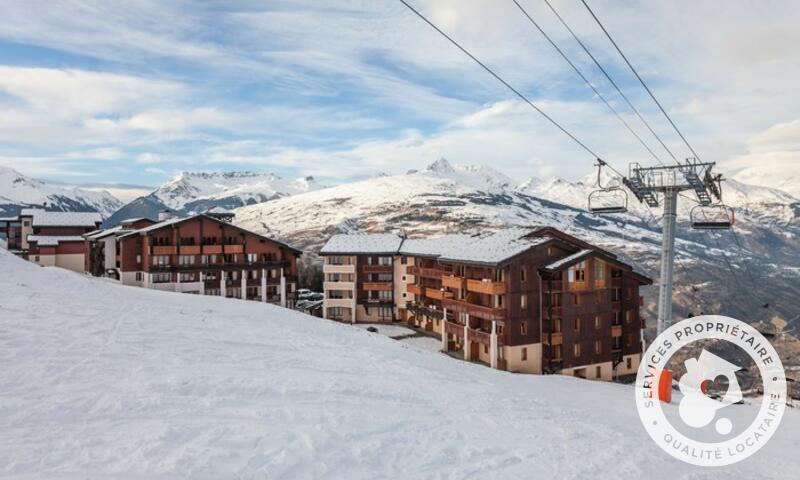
588,159 -> 628,214
588,189 -> 628,214
690,204 -> 734,230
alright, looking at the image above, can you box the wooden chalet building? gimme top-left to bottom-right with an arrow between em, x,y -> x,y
10,209 -> 103,272
320,227 -> 652,381
108,213 -> 301,306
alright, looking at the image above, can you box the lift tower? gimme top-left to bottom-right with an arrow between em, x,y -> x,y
623,158 -> 722,335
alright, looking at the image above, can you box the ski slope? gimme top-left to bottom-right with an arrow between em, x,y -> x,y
0,250 -> 797,479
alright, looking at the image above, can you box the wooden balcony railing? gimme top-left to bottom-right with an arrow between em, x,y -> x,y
363,281 -> 392,291
567,281 -> 587,291
202,245 -> 223,254
611,300 -> 622,311
152,245 -> 176,255
442,275 -> 464,290
466,278 -> 506,295
442,298 -> 506,321
611,325 -> 623,337
611,277 -> 623,288
224,244 -> 243,254
425,288 -> 454,301
444,320 -> 465,337
548,332 -> 563,346
407,284 -> 422,295
179,245 -> 201,255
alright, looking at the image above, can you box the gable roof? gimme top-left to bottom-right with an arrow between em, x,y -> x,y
27,235 -> 86,246
118,214 -> 302,254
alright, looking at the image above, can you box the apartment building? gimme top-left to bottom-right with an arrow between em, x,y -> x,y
12,209 -> 103,272
109,213 -> 301,306
0,216 -> 21,251
84,217 -> 157,277
320,234 -> 403,323
320,227 -> 652,380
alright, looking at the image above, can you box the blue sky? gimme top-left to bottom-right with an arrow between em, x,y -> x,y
0,0 -> 798,197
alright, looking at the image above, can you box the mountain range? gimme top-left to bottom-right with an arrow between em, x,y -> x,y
104,171 -> 322,225
0,166 -> 122,218
232,158 -> 800,333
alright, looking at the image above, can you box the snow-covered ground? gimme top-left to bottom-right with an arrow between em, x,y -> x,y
1,250 -> 798,479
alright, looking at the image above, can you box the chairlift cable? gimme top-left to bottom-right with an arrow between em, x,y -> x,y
579,0 -> 701,164
510,0 -> 664,166
399,0 -> 623,176
542,0 -> 679,166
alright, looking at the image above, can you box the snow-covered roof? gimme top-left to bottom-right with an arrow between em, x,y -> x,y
0,216 -> 18,222
320,234 -> 403,255
542,249 -> 594,271
119,217 -> 147,224
30,211 -> 102,227
84,225 -> 132,240
399,234 -> 474,258
118,215 -> 189,238
436,229 -> 552,265
27,235 -> 85,246
19,208 -> 44,217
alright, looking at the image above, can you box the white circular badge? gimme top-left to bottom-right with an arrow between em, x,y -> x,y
635,315 -> 786,467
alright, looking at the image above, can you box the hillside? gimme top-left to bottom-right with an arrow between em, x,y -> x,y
0,249 -> 798,478
0,166 -> 122,218
234,159 -> 800,328
105,171 -> 323,226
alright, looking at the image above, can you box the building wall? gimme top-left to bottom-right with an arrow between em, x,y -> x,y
503,343 -> 543,374
20,217 -> 33,250
54,253 -> 85,273
103,236 -> 117,270
560,361 -> 614,381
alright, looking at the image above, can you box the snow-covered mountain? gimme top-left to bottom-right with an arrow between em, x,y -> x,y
0,166 -> 123,218
234,158 -> 800,328
105,171 -> 323,226
2,248 -> 798,477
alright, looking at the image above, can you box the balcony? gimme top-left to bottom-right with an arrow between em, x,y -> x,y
425,288 -> 454,301
442,298 -> 506,321
363,264 -> 392,273
152,245 -> 176,255
324,264 -> 356,274
467,327 -> 491,345
548,332 -> 563,346
466,278 -> 506,295
611,277 -> 623,288
407,303 -> 444,320
611,300 -> 622,311
546,279 -> 564,292
407,284 -> 422,295
444,320 -> 465,338
611,325 -> 623,337
567,280 -> 587,291
324,281 -> 355,291
363,281 -> 392,291
223,244 -> 243,254
442,275 -> 464,290
179,245 -> 201,255
202,245 -> 223,254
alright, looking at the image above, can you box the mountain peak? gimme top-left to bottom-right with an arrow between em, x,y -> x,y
426,158 -> 455,174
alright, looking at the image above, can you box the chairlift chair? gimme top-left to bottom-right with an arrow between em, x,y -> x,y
690,204 -> 734,230
588,188 -> 628,214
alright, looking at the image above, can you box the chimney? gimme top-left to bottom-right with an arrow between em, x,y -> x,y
158,209 -> 173,222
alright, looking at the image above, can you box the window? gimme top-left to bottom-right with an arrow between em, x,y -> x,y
574,318 -> 581,332
378,307 -> 393,318
626,310 -> 634,324
626,357 -> 632,369
551,293 -> 561,306
553,318 -> 562,333
520,321 -> 527,335
595,340 -> 602,354
484,345 -> 489,354
152,255 -> 169,266
178,255 -> 194,265
595,291 -> 603,303
574,343 -> 582,357
401,256 -> 407,265
522,347 -> 528,361
520,266 -> 528,282
135,272 -> 143,282
552,344 -> 562,360
595,316 -> 601,330
23,220 -> 30,227
595,261 -> 605,281
152,273 -> 171,283
568,261 -> 586,283
497,324 -> 504,335
378,256 -> 393,266
626,288 -> 633,300
573,294 -> 580,306
179,272 -> 196,282
596,366 -> 602,378
136,254 -> 141,264
247,253 -> 257,263
521,294 -> 528,309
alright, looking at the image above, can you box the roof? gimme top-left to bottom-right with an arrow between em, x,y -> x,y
27,235 -> 85,246
0,216 -> 18,222
541,249 -> 594,271
84,225 -> 133,241
320,234 -> 404,255
435,228 -> 552,266
19,208 -> 44,217
119,217 -> 147,224
117,213 -> 302,253
398,234 -> 474,258
30,211 -> 102,227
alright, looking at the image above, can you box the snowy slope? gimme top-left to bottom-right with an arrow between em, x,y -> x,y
0,166 -> 122,218
1,249 -> 798,479
106,171 -> 323,226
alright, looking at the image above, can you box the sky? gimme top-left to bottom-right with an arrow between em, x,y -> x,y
0,0 -> 798,196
